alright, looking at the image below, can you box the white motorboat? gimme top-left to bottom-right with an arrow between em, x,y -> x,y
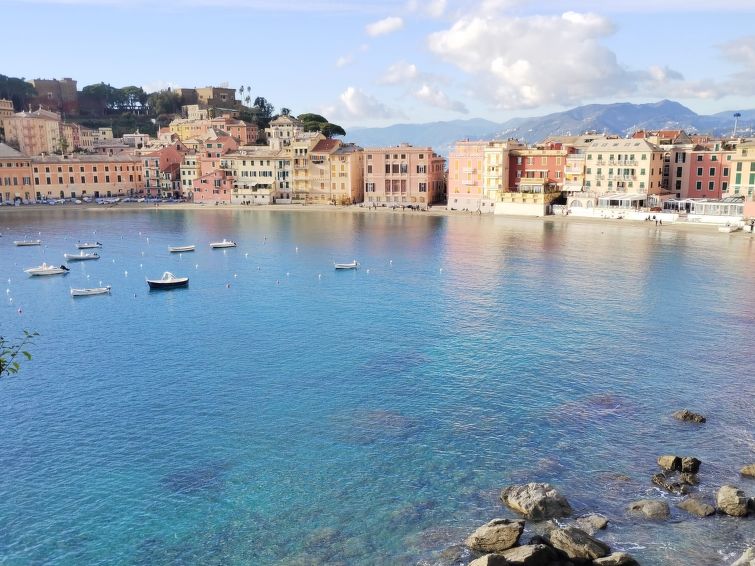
70,286 -> 111,297
718,224 -> 742,233
334,260 -> 359,270
14,240 -> 42,246
210,239 -> 237,249
24,263 -> 70,276
146,271 -> 189,289
76,241 -> 102,249
169,245 -> 196,253
64,251 -> 100,261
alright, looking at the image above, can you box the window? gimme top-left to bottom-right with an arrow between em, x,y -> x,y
697,167 -> 703,176
696,181 -> 702,190
708,181 -> 715,191
516,156 -> 522,165
419,182 -> 427,192
365,182 -> 375,192
711,155 -> 718,161
724,168 -> 729,177
676,167 -> 682,177
709,167 -> 715,176
367,165 -> 372,174
385,164 -> 391,174
641,154 -> 647,160
696,155 -> 703,161
80,176 -> 85,183
417,165 -> 426,174
527,157 -> 534,165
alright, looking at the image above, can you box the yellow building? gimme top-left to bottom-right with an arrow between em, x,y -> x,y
3,108 -> 62,155
328,143 -> 364,205
727,141 -> 755,217
222,146 -> 290,205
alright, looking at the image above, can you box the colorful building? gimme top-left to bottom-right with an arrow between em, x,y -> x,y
727,141 -> 755,217
447,140 -> 485,211
141,142 -> 186,197
27,77 -> 79,115
3,108 -> 63,155
266,115 -> 304,150
192,169 -> 233,205
0,143 -> 33,203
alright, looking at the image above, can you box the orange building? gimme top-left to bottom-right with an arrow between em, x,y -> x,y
0,143 -> 34,203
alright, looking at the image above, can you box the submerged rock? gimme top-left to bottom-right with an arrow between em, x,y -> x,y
627,499 -> 670,520
501,544 -> 560,565
465,519 -> 524,552
469,553 -> 510,566
593,552 -> 640,565
740,464 -> 755,478
500,483 -> 572,521
731,547 -> 755,566
546,526 -> 610,561
574,514 -> 608,535
672,409 -> 706,423
678,497 -> 716,517
717,485 -> 750,517
652,472 -> 689,495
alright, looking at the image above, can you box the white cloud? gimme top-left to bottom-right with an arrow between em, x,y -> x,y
407,0 -> 446,17
414,84 -> 468,113
324,87 -> 403,120
379,61 -> 419,85
365,16 -> 404,37
336,55 -> 354,68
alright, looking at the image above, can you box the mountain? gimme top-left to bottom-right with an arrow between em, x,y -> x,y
346,100 -> 755,156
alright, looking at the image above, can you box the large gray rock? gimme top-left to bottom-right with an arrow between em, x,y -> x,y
672,409 -> 706,423
501,544 -> 560,566
500,483 -> 572,521
627,499 -> 670,519
732,547 -> 755,566
678,497 -> 715,517
717,485 -> 749,517
658,455 -> 681,471
593,552 -> 640,565
547,526 -> 610,561
469,554 -> 510,566
465,519 -> 525,552
740,464 -> 755,478
574,514 -> 608,535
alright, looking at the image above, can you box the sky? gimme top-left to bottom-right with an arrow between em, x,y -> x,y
4,0 -> 755,128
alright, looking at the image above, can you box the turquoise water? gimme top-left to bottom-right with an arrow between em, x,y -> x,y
1,209 -> 754,565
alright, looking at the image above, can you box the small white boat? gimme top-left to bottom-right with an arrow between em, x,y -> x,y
334,260 -> 359,270
71,286 -> 111,297
64,251 -> 100,261
24,263 -> 70,276
147,271 -> 189,289
14,240 -> 42,246
718,224 -> 742,233
210,239 -> 237,249
169,245 -> 196,253
76,241 -> 102,249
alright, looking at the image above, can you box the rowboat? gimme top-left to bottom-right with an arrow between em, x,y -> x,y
70,286 -> 111,297
210,239 -> 237,248
24,263 -> 70,276
146,271 -> 189,289
169,245 -> 196,253
76,241 -> 102,249
14,240 -> 42,246
334,260 -> 359,270
64,251 -> 100,261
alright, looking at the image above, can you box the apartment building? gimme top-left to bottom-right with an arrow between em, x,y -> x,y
362,144 -> 445,207
0,143 -> 33,203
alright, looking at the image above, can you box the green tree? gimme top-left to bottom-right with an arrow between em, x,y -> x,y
253,96 -> 275,128
118,86 -> 148,112
299,113 -> 346,138
0,74 -> 37,111
280,107 -> 291,116
0,331 -> 38,378
321,123 -> 346,138
147,89 -> 182,116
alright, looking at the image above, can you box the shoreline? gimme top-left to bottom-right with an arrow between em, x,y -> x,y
1,202 -> 750,237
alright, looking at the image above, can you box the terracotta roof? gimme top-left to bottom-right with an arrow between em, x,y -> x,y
311,139 -> 341,153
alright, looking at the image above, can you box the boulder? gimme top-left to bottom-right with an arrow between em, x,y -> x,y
672,409 -> 706,423
469,554 -> 510,566
658,455 -> 681,471
593,552 -> 640,565
681,457 -> 701,473
716,485 -> 749,517
651,472 -> 689,495
627,499 -> 670,520
465,519 -> 525,552
680,472 -> 699,485
678,497 -> 716,517
546,526 -> 610,561
574,514 -> 608,535
501,544 -> 560,566
731,547 -> 755,566
740,464 -> 755,478
500,483 -> 572,521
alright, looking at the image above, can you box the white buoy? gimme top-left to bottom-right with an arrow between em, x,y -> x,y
124,271 -> 128,277
141,251 -> 145,256
366,269 -> 370,274
86,274 -> 90,279
389,260 -> 393,265
195,264 -> 199,269
439,268 -> 443,273
318,273 -> 322,280
139,264 -> 143,268
295,247 -> 298,253
286,272 -> 290,277
5,288 -> 9,294
245,253 -> 248,258
112,259 -> 115,263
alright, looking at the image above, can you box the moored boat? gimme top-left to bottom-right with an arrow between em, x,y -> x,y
169,245 -> 196,253
76,241 -> 102,249
64,251 -> 100,261
718,224 -> 742,233
146,271 -> 189,289
24,263 -> 70,276
334,260 -> 359,270
14,240 -> 42,246
70,286 -> 111,297
210,239 -> 237,248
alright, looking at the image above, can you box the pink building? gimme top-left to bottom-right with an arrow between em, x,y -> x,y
681,143 -> 734,200
509,144 -> 570,193
197,132 -> 239,176
192,169 -> 233,204
143,142 -> 186,197
363,144 -> 445,208
447,140 -> 485,211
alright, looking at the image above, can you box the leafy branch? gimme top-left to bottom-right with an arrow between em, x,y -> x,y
0,330 -> 39,378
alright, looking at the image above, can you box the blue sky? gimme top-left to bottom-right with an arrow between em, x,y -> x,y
4,0 -> 755,127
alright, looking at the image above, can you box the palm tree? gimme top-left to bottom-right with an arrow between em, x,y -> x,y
238,85 -> 244,99
245,95 -> 251,107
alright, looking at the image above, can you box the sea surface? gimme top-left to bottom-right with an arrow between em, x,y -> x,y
1,208 -> 754,566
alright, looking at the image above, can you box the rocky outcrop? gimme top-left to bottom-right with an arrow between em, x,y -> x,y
672,409 -> 706,423
593,552 -> 640,565
627,499 -> 670,519
731,547 -> 755,566
469,553 -> 510,566
546,526 -> 610,561
678,497 -> 716,517
465,519 -> 525,552
652,472 -> 690,495
658,455 -> 681,471
501,544 -> 560,566
500,483 -> 572,521
740,464 -> 755,478
681,457 -> 701,473
574,514 -> 608,535
716,485 -> 749,517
